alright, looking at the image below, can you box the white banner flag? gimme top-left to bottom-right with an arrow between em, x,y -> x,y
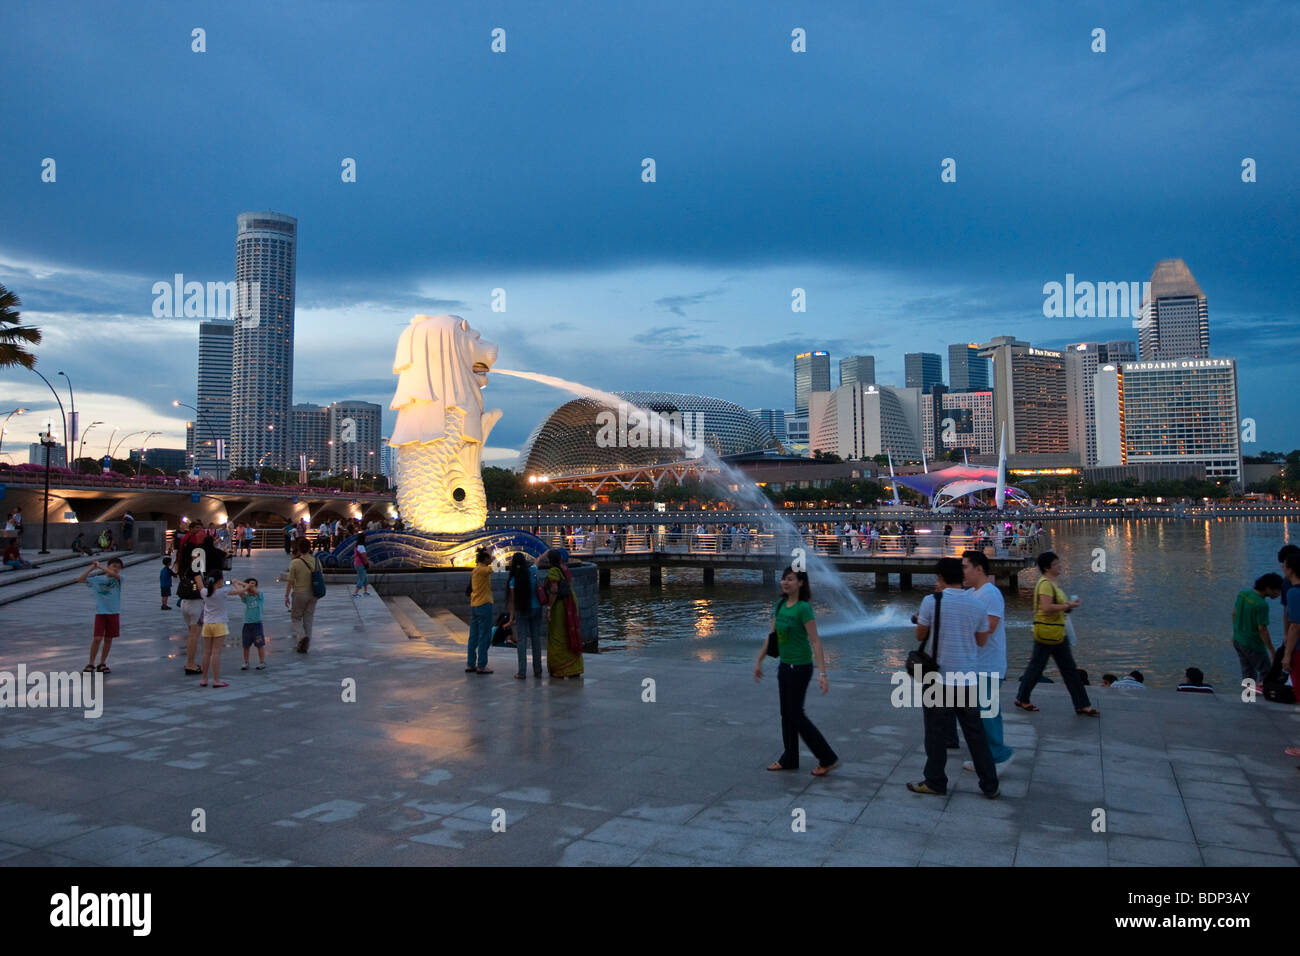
215,438 -> 226,461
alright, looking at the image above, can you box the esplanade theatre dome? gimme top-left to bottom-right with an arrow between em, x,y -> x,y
520,391 -> 781,475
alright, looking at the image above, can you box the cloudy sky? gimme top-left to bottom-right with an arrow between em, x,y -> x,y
3,0 -> 1298,465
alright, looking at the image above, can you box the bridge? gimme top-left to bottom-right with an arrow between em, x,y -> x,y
496,526 -> 1037,590
0,468 -> 397,529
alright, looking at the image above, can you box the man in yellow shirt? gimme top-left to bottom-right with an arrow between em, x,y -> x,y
467,549 -> 494,674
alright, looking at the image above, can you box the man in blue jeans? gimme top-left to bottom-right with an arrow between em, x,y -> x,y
962,550 -> 1014,769
467,549 -> 494,674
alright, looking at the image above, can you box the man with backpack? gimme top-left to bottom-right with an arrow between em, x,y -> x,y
285,537 -> 325,653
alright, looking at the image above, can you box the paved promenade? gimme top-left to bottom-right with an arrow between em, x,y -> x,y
1,550 -> 1298,866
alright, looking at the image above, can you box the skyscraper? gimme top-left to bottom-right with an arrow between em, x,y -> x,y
809,384 -> 921,461
230,211 -> 297,470
947,343 -> 989,391
749,408 -> 787,441
979,336 -> 1070,457
329,401 -> 383,476
1065,340 -> 1141,466
1137,259 -> 1209,361
839,355 -> 876,388
291,403 -> 331,474
921,390 -> 995,458
188,318 -> 233,477
904,352 -> 943,394
1093,357 -> 1242,482
793,351 -> 831,416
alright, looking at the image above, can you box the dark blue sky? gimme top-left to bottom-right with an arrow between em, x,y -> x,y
3,0 -> 1297,459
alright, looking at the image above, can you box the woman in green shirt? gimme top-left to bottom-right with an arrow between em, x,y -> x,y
1014,550 -> 1098,716
754,567 -> 839,775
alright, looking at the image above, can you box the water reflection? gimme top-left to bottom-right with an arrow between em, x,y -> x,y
596,520 -> 1294,690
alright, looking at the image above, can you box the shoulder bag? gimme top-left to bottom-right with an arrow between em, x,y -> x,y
765,598 -> 784,658
905,591 -> 942,676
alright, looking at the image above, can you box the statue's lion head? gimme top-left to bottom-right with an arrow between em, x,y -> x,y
390,315 -> 499,445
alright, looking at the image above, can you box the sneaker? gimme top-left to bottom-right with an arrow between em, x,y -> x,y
255,663 -> 266,670
241,663 -> 249,670
996,753 -> 1015,769
906,781 -> 946,796
982,788 -> 1000,799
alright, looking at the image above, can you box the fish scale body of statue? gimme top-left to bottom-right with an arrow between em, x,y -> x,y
389,315 -> 502,534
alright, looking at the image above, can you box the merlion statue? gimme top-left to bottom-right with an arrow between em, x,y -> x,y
390,315 -> 502,534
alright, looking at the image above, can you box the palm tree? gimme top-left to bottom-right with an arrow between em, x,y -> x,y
0,285 -> 41,369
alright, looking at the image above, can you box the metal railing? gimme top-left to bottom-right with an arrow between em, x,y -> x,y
533,530 -> 1046,559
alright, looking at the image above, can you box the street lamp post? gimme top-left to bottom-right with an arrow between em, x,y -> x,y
27,368 -> 68,467
76,420 -> 105,468
110,429 -> 150,461
38,425 -> 57,554
134,431 -> 162,475
0,407 -> 28,461
174,401 -> 222,479
58,371 -> 76,454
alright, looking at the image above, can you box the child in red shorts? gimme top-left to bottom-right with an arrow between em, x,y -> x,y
78,557 -> 124,673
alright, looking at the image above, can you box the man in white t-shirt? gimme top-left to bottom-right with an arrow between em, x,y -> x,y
907,557 -> 999,798
962,550 -> 1015,770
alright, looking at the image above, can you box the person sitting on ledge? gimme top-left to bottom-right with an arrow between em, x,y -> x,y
3,540 -> 37,570
1177,667 -> 1214,693
70,531 -> 94,556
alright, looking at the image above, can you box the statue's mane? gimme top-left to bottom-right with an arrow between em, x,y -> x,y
390,315 -> 485,446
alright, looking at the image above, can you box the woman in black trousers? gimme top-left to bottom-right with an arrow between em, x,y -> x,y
754,567 -> 839,776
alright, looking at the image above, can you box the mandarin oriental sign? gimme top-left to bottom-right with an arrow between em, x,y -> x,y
1127,358 -> 1234,372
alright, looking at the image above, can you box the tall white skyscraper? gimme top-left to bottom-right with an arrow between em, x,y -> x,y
230,211 -> 297,470
1066,340 -> 1141,466
1137,259 -> 1209,361
188,318 -> 233,477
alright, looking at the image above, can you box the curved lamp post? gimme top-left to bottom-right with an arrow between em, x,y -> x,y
77,420 -> 105,465
57,370 -> 75,452
133,430 -> 162,475
27,368 -> 68,467
173,401 -> 221,478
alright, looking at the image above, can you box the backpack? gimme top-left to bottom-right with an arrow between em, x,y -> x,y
299,555 -> 326,598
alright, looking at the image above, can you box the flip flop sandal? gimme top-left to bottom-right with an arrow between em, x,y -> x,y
212,681 -> 229,688
184,666 -> 203,675
95,664 -> 111,673
1285,746 -> 1300,757
812,762 -> 839,777
1075,707 -> 1101,717
1014,699 -> 1039,712
82,664 -> 95,673
766,762 -> 795,771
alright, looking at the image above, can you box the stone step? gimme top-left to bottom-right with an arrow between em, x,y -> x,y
383,595 -> 468,645
0,552 -> 158,607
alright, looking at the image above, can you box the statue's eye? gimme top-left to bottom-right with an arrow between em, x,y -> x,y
453,488 -> 466,502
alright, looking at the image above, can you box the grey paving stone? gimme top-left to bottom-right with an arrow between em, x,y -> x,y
4,549 -> 1297,867
1107,835 -> 1203,866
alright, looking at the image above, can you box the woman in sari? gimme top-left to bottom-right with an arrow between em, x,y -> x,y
544,549 -> 584,679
